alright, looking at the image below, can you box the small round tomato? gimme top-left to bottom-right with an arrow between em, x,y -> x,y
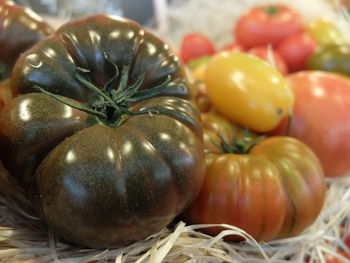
307,44 -> 350,77
234,4 -> 304,48
248,46 -> 288,75
183,135 -> 326,242
270,71 -> 350,177
306,19 -> 345,46
179,33 -> 215,63
220,42 -> 246,52
205,51 -> 294,132
344,233 -> 350,248
277,32 -> 317,72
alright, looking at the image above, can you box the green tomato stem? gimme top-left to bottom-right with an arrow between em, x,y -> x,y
266,6 -> 279,15
33,53 -> 172,128
33,86 -> 107,119
212,130 -> 266,155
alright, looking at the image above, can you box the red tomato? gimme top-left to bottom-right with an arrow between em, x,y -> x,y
326,251 -> 350,263
183,136 -> 326,242
234,5 -> 304,48
179,33 -> 215,63
277,33 -> 318,72
345,233 -> 350,248
248,46 -> 288,75
220,42 -> 246,52
270,71 -> 350,177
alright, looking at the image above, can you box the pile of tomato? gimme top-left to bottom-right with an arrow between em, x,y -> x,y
179,3 -> 350,260
0,0 -> 349,260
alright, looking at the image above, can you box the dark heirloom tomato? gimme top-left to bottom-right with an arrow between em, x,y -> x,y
0,0 -> 53,80
183,136 -> 326,242
1,15 -> 204,248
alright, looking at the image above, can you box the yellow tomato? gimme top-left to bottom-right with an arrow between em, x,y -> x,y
306,19 -> 345,46
205,51 -> 294,132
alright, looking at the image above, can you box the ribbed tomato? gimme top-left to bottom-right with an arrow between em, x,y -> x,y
0,0 -> 53,81
183,135 -> 326,241
1,15 -> 205,248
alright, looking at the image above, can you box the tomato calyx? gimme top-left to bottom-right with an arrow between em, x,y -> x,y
34,53 -> 171,128
266,6 -> 279,15
213,129 -> 266,154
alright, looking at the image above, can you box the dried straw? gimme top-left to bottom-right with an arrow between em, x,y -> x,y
0,159 -> 349,263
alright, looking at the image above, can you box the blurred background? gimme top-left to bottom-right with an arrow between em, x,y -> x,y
12,0 -> 157,26
10,0 -> 350,49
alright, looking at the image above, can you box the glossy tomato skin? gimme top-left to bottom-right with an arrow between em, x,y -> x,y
205,51 -> 294,133
270,71 -> 350,177
179,33 -> 215,63
2,15 -> 205,248
183,136 -> 326,241
248,46 -> 288,75
307,44 -> 350,77
234,5 -> 304,48
277,33 -> 317,72
0,0 -> 53,80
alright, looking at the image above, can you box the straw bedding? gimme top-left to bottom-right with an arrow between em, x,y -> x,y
0,161 -> 349,262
